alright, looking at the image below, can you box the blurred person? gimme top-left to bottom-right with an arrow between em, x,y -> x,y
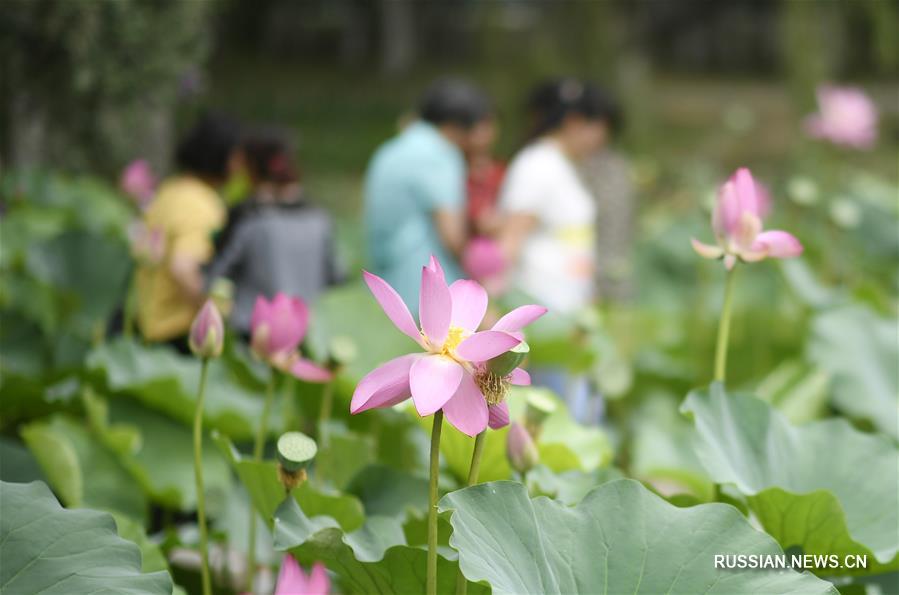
497,78 -> 619,424
136,112 -> 241,349
207,127 -> 344,338
364,77 -> 492,309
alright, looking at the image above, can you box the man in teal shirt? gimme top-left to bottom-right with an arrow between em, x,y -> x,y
364,79 -> 492,311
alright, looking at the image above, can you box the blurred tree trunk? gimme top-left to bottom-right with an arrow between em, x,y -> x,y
339,0 -> 369,66
780,0 -> 844,109
380,0 -> 415,76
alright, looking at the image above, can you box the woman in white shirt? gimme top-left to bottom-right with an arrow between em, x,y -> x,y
498,78 -> 619,313
497,78 -> 620,424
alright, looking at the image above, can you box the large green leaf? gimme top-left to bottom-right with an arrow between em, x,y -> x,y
807,304 -> 898,439
273,495 -> 487,595
21,414 -> 147,522
106,400 -> 231,512
88,338 -> 269,440
0,480 -> 172,594
439,479 -> 837,594
682,384 -> 899,574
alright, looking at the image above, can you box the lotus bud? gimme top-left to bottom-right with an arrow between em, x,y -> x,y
189,300 -> 224,359
506,422 -> 539,474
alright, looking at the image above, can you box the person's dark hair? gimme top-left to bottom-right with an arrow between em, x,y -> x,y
419,78 -> 493,130
527,78 -> 621,140
241,126 -> 299,185
175,112 -> 241,180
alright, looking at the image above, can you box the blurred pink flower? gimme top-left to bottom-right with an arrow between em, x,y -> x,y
128,221 -> 166,265
351,256 -> 546,436
251,293 -> 332,382
120,159 -> 156,209
805,85 -> 878,149
462,237 -> 507,292
274,556 -> 330,595
692,168 -> 803,269
506,422 -> 539,473
189,300 -> 224,359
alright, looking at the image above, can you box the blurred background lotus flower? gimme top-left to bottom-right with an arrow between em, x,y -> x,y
691,167 -> 803,269
119,159 -> 156,210
351,256 -> 545,436
506,422 -> 539,473
251,293 -> 331,382
274,556 -> 330,595
462,237 -> 507,294
805,85 -> 878,150
189,300 -> 224,359
127,221 -> 166,266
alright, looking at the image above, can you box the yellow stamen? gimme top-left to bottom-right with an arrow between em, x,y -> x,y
440,326 -> 466,357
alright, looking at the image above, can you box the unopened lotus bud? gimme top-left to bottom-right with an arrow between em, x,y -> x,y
506,422 -> 539,474
276,431 -> 317,491
189,300 -> 224,359
209,277 -> 234,318
524,389 -> 557,440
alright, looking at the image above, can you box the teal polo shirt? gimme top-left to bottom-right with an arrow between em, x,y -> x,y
364,121 -> 465,312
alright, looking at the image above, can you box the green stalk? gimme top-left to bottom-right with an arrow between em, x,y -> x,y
193,359 -> 212,595
454,430 -> 487,595
714,266 -> 738,383
247,368 -> 276,592
426,411 -> 444,595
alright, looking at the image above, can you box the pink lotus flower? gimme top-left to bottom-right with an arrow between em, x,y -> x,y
189,300 -> 224,359
462,237 -> 507,292
274,556 -> 330,595
251,293 -> 332,382
691,168 -> 803,269
350,256 -> 546,436
128,221 -> 166,265
506,422 -> 539,473
805,85 -> 878,150
120,159 -> 156,210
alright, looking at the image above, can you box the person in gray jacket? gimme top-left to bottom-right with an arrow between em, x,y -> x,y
207,127 -> 344,337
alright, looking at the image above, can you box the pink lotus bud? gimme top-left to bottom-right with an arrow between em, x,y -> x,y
805,85 -> 878,150
120,159 -> 156,210
506,422 -> 539,473
274,556 -> 330,595
189,300 -> 224,359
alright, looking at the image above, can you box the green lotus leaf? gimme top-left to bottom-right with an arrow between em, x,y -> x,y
272,494 -> 487,595
88,338 -> 271,440
439,479 -> 837,594
807,304 -> 898,439
682,384 -> 899,575
0,480 -> 172,594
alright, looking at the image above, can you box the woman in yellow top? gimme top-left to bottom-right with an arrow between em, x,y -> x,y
137,113 -> 241,348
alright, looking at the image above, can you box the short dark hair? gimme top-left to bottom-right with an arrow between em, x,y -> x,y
527,78 -> 621,139
419,78 -> 492,129
175,112 -> 241,179
241,126 -> 299,185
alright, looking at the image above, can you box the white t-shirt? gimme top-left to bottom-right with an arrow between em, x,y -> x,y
499,139 -> 596,313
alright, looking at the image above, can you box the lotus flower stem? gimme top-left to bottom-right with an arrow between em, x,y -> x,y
123,274 -> 137,339
192,358 -> 212,595
454,430 -> 487,595
427,410 -> 444,595
713,267 -> 738,383
247,367 -> 276,591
